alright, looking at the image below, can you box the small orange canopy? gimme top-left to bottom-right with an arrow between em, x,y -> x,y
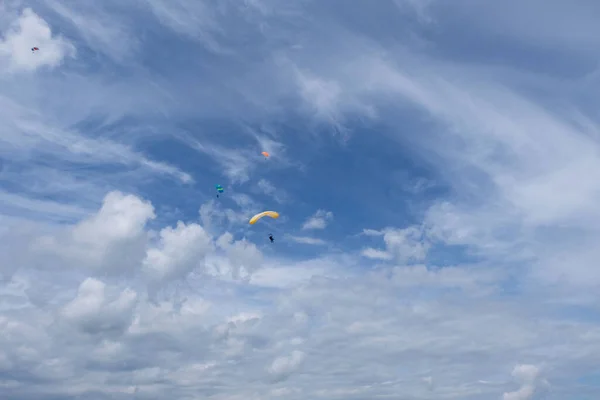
261,151 -> 270,157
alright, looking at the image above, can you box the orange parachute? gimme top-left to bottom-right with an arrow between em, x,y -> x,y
261,151 -> 270,158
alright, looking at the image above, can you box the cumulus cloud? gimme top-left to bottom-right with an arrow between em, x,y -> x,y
143,221 -> 213,289
4,190 -> 552,398
267,350 -> 306,382
0,8 -> 75,73
0,188 -> 598,399
502,364 -> 540,400
361,226 -> 429,264
35,191 -> 155,275
302,209 -> 333,230
212,232 -> 264,280
72,191 -> 155,244
61,278 -> 137,337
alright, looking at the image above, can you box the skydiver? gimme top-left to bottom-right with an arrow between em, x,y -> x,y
269,234 -> 274,243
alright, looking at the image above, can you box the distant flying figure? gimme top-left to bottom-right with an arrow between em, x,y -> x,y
268,234 -> 274,243
31,47 -> 39,52
215,184 -> 224,198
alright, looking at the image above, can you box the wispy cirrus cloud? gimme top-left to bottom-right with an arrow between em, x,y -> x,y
301,209 -> 333,230
256,178 -> 288,204
0,98 -> 192,219
44,0 -> 141,62
285,234 -> 326,246
0,5 -> 194,223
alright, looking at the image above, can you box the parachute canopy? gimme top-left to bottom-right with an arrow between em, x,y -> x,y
249,211 -> 279,225
31,47 -> 39,52
261,151 -> 270,158
215,184 -> 224,193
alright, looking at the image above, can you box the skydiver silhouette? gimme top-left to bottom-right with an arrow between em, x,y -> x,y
269,234 -> 274,243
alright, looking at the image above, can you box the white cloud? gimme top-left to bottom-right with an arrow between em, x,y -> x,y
422,375 -> 434,390
293,66 -> 377,137
302,209 -> 333,230
249,131 -> 288,163
32,191 -> 155,275
199,199 -> 256,234
257,179 -> 288,203
45,1 -> 139,62
286,235 -> 326,245
2,1 -> 600,398
0,187 -> 599,398
248,255 -> 344,290
61,278 -> 137,336
0,190 -> 89,222
267,350 -> 305,382
143,221 -> 213,288
502,364 -> 540,400
179,134 -> 256,183
213,232 -> 264,280
0,8 -> 75,73
72,191 -> 155,243
0,94 -> 193,224
296,71 -> 344,131
290,45 -> 600,287
361,226 -> 429,264
360,247 -> 393,260
143,0 -> 228,53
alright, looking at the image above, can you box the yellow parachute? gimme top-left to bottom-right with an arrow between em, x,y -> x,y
249,211 -> 279,225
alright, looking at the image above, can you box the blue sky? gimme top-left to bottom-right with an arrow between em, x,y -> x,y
2,0 -> 600,399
